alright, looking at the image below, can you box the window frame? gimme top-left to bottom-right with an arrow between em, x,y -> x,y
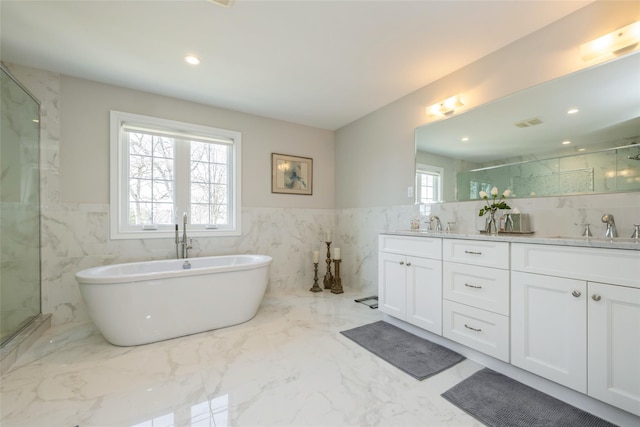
110,110 -> 241,240
415,163 -> 444,204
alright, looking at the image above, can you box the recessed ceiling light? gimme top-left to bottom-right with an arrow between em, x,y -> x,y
578,148 -> 586,152
461,137 -> 469,142
184,55 -> 201,65
567,108 -> 579,114
562,140 -> 571,145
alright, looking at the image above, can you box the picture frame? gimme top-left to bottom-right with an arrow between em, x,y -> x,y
271,153 -> 313,195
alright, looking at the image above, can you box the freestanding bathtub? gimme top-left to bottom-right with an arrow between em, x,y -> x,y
75,255 -> 272,346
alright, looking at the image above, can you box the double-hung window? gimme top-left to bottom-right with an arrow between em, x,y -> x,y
110,111 -> 241,239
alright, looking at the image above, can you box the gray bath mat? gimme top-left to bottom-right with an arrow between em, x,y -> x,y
340,321 -> 464,380
442,368 -> 617,427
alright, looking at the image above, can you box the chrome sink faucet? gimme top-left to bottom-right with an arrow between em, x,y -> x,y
601,213 -> 618,238
176,212 -> 193,259
430,215 -> 443,232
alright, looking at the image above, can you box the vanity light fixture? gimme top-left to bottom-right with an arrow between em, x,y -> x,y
581,20 -> 640,62
184,55 -> 201,65
428,95 -> 464,117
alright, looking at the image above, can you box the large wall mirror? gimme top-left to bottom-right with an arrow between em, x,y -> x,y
415,51 -> 640,203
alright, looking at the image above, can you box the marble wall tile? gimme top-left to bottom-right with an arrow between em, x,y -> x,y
337,205 -> 419,296
39,204 -> 334,324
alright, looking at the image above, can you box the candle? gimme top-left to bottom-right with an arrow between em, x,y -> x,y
312,251 -> 319,263
325,230 -> 332,242
334,247 -> 341,260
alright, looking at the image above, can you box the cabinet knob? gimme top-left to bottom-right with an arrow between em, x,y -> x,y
406,262 -> 412,267
399,261 -> 404,265
592,294 -> 602,302
571,290 -> 581,298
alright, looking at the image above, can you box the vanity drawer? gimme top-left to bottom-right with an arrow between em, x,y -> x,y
379,234 -> 442,259
443,262 -> 509,315
443,239 -> 509,269
511,243 -> 640,288
443,300 -> 510,362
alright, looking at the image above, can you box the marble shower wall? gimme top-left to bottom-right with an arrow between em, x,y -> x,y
1,67 -> 42,338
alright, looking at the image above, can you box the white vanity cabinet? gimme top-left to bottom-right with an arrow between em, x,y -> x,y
378,235 -> 442,335
511,243 -> 640,416
511,271 -> 587,392
442,239 -> 510,362
588,282 -> 640,416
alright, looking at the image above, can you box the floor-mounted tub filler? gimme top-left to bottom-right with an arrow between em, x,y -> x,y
75,255 -> 272,346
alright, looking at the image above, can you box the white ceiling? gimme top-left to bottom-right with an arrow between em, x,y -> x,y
1,0 -> 593,130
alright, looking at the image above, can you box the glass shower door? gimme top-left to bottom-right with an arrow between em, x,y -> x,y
1,66 -> 41,346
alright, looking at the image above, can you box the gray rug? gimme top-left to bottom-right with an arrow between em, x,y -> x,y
340,321 -> 464,380
442,368 -> 618,427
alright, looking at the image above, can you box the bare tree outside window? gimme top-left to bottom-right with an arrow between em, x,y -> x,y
190,142 -> 229,225
127,132 -> 175,225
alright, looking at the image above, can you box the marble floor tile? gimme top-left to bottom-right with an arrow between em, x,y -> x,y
1,292 -> 483,427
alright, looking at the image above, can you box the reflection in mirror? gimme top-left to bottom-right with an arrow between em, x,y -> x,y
415,52 -> 640,202
457,144 -> 640,200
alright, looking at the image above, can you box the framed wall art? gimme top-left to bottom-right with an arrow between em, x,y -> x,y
271,153 -> 313,195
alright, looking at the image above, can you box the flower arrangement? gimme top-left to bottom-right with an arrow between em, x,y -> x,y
478,187 -> 511,217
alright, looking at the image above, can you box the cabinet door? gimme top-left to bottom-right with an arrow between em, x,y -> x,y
378,252 -> 407,319
588,282 -> 640,416
511,271 -> 587,393
406,255 -> 442,335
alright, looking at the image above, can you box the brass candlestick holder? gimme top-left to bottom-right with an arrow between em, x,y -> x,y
310,262 -> 322,292
331,259 -> 344,294
323,241 -> 334,289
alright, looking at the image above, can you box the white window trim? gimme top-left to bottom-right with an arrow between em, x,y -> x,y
416,163 -> 444,204
110,110 -> 241,240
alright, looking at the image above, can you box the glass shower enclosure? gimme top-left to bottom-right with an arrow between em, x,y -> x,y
0,65 -> 41,346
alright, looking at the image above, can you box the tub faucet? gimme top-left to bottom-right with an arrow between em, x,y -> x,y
177,212 -> 193,259
601,213 -> 618,238
430,215 -> 442,232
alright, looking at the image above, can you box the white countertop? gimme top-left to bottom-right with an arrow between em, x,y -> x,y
383,230 -> 640,251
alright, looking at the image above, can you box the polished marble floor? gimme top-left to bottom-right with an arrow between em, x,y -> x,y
1,291 -> 485,427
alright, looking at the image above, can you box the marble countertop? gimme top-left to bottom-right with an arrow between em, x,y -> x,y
383,230 -> 640,251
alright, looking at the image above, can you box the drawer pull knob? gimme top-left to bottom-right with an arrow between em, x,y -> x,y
572,290 -> 581,298
464,250 -> 483,255
592,294 -> 602,302
399,261 -> 405,265
465,283 -> 482,289
406,262 -> 412,267
464,324 -> 482,332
